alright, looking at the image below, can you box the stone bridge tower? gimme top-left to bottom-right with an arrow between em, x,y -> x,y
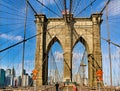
35,13 -> 102,87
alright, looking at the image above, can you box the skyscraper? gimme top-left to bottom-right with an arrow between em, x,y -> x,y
5,67 -> 16,87
0,69 -> 5,88
11,67 -> 15,77
5,69 -> 11,86
6,69 -> 11,77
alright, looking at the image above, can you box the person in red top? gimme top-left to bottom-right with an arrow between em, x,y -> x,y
72,84 -> 77,91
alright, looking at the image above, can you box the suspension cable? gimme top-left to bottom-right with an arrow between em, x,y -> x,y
0,22 -> 32,26
88,54 -> 102,70
71,0 -> 76,13
21,0 -> 28,80
36,0 -> 61,17
79,24 -> 120,48
100,0 -> 111,13
69,0 -> 72,15
77,49 -> 86,74
53,0 -> 62,14
58,0 -> 64,10
90,0 -> 93,14
63,0 -> 67,22
0,25 -> 24,35
0,30 -> 24,46
64,0 -> 67,13
0,22 -> 36,47
0,22 -> 64,53
27,1 -> 38,15
75,0 -> 97,17
0,10 -> 31,19
0,3 -> 26,15
72,0 -> 82,14
101,37 -> 120,48
50,49 -> 62,82
0,16 -> 33,21
105,5 -> 113,89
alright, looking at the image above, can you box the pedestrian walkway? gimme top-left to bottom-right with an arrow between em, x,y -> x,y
0,85 -> 120,91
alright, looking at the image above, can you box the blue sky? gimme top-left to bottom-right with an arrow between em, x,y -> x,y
0,0 -> 120,86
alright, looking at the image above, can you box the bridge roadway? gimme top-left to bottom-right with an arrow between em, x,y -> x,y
0,84 -> 120,91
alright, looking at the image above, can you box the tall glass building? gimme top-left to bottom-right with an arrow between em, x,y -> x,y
0,69 -> 5,88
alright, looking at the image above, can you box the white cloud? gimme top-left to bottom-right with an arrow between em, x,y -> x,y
0,34 -> 23,41
0,65 -> 7,70
53,51 -> 85,63
54,51 -> 63,62
72,52 -> 83,62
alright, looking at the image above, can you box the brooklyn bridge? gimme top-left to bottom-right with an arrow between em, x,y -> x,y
0,0 -> 120,91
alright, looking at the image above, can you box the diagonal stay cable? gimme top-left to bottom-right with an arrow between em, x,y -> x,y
53,0 -> 62,13
75,0 -> 97,17
71,0 -> 77,13
86,28 -> 120,48
0,22 -> 64,53
101,37 -> 120,48
72,0 -> 82,14
69,0 -> 73,15
59,0 -> 64,10
2,0 -> 28,15
0,16 -> 33,22
77,49 -> 86,74
63,0 -> 68,22
0,25 -> 24,35
0,22 -> 33,26
88,54 -> 102,70
21,0 -> 29,78
36,0 -> 61,17
100,0 -> 111,13
50,49 -> 62,82
0,10 -> 33,20
0,30 -> 24,46
27,0 -> 38,15
0,3 -> 26,15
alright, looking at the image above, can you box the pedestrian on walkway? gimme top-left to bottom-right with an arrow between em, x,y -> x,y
55,82 -> 59,91
72,84 -> 77,91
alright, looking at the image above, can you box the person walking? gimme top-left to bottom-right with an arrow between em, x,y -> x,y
55,82 -> 59,91
72,84 -> 77,91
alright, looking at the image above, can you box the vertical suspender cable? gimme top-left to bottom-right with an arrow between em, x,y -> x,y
119,50 -> 120,85
69,0 -> 72,15
22,0 -> 28,83
106,4 -> 112,90
63,0 -> 67,22
90,0 -> 92,14
41,0 -> 43,13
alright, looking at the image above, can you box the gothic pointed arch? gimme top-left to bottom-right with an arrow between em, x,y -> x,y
73,36 -> 90,54
46,36 -> 63,54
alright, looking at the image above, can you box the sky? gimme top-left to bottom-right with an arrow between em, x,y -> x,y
0,0 -> 120,86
